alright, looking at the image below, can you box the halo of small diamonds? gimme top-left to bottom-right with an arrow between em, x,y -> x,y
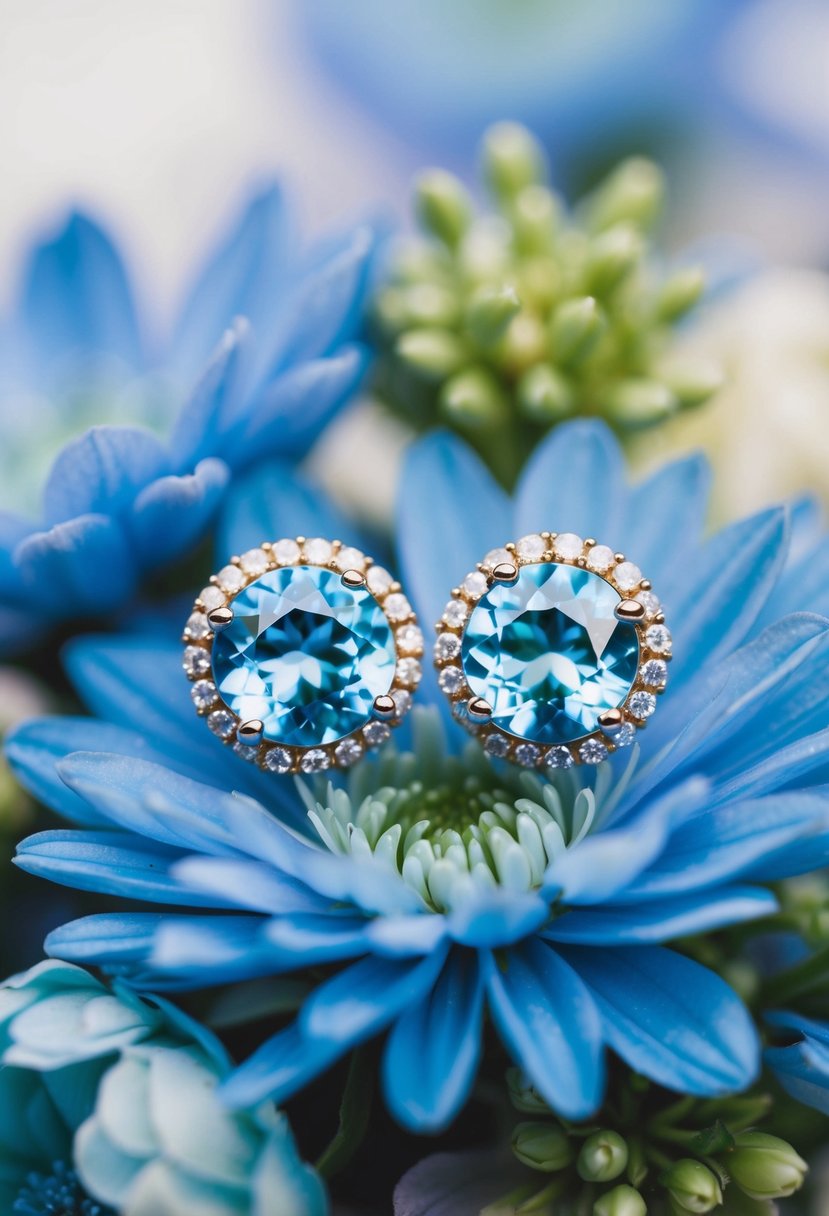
183,539 -> 421,774
434,531 -> 671,767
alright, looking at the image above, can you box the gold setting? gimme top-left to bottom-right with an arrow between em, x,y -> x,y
182,539 -> 423,774
434,532 -> 671,768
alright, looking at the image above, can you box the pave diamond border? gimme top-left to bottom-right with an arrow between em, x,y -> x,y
183,539 -> 421,775
434,531 -> 671,768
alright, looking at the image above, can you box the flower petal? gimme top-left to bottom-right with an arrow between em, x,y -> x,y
42,426 -> 169,525
383,950 -> 484,1132
619,452 -> 710,576
484,939 -> 604,1119
129,458 -> 229,566
560,944 -> 759,1093
514,420 -> 625,543
220,1023 -> 342,1110
15,514 -> 136,614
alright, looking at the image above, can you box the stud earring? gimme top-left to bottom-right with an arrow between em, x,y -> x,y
435,532 -> 671,767
183,539 -> 422,774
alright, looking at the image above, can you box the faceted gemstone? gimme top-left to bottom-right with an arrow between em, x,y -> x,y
545,745 -> 574,770
461,562 -> 640,745
364,720 -> 391,747
645,624 -> 672,654
442,599 -> 468,628
585,544 -> 615,573
553,532 -> 583,559
614,561 -> 642,591
212,566 -> 396,749
515,743 -> 541,767
434,632 -> 461,661
396,624 -> 424,656
629,690 -> 657,719
438,666 -> 465,695
335,737 -> 363,767
263,747 -> 293,773
579,738 -> 608,765
516,534 -> 547,561
272,539 -> 301,565
462,571 -> 488,598
484,733 -> 510,757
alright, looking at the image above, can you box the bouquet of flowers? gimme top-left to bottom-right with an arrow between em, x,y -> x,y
1,6 -> 827,1213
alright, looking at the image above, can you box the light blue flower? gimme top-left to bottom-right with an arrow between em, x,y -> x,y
0,190 -> 374,655
8,420 -> 829,1133
765,1012 -> 829,1116
0,959 -> 326,1215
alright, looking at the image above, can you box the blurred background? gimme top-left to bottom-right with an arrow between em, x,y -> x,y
3,0 -> 829,522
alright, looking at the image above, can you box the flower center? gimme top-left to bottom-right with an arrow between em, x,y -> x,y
13,1160 -> 114,1216
306,731 -> 600,912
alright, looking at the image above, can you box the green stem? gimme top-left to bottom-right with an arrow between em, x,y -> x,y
316,1047 -> 373,1179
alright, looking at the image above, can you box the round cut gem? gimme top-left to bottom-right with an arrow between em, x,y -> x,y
263,747 -> 293,773
183,645 -> 211,677
614,561 -> 642,591
304,538 -> 333,565
335,738 -> 363,767
272,538 -> 301,565
191,680 -> 218,709
384,593 -> 412,622
200,585 -> 225,611
645,624 -> 672,654
553,533 -> 583,560
208,709 -> 236,738
334,546 -> 366,572
461,562 -> 640,746
516,534 -> 547,561
442,599 -> 468,628
212,566 -> 396,748
434,632 -> 461,661
300,748 -> 331,774
438,666 -> 465,695
218,564 -> 245,593
629,690 -> 657,719
484,733 -> 510,757
396,624 -> 424,656
463,571 -> 488,598
483,547 -> 512,571
579,738 -> 608,765
240,548 -> 269,575
364,720 -> 391,747
641,659 -> 668,689
515,743 -> 541,767
545,745 -> 574,769
585,544 -> 615,573
184,612 -> 210,641
366,565 -> 393,595
396,658 -> 422,687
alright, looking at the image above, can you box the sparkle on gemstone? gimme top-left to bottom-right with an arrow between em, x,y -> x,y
208,709 -> 236,738
212,566 -> 396,748
461,562 -> 640,745
637,590 -> 661,617
300,748 -> 331,774
515,743 -> 541,767
545,745 -> 574,769
191,680 -> 218,709
645,624 -> 672,654
579,738 -> 608,765
264,747 -> 293,773
641,659 -> 668,689
629,690 -> 657,719
390,688 -> 412,718
608,722 -> 637,748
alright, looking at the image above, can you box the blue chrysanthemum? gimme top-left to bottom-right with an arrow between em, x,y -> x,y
8,421 -> 829,1132
0,190 -> 374,654
0,959 -> 325,1215
765,1012 -> 829,1116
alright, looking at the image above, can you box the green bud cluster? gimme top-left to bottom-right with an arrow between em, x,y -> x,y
501,1071 -> 807,1216
372,122 -> 719,486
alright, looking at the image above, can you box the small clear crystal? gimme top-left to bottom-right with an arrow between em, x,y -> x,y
545,746 -> 574,770
614,561 -> 642,591
396,624 -> 424,656
580,738 -> 608,765
240,548 -> 269,575
263,747 -> 293,773
191,680 -> 218,709
516,534 -> 546,561
272,539 -> 300,565
434,632 -> 461,661
438,666 -> 464,695
553,533 -> 583,559
645,624 -> 672,654
442,599 -> 468,628
482,547 -> 512,570
334,546 -> 365,572
334,738 -> 363,767
396,658 -> 422,686
641,659 -> 668,689
390,689 -> 412,719
586,544 -> 615,573
199,585 -> 225,611
637,590 -> 661,617
515,743 -> 541,767
385,593 -> 412,622
233,742 -> 260,762
629,691 -> 657,719
184,612 -> 210,641
183,646 -> 211,678
367,565 -> 393,594
304,538 -> 333,565
608,723 -> 637,748
218,564 -> 245,593
484,733 -> 510,757
364,721 -> 391,747
300,748 -> 331,774
208,709 -> 236,738
462,571 -> 488,598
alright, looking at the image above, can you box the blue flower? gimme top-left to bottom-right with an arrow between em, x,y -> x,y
8,420 -> 829,1133
765,1012 -> 829,1116
0,959 -> 326,1215
0,190 -> 374,654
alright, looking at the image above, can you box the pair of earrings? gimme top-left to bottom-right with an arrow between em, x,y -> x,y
182,533 -> 670,775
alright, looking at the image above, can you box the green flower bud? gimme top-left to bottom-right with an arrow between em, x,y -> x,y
396,328 -> 468,380
415,169 -> 472,247
483,121 -> 546,200
577,1131 -> 629,1182
594,1184 -> 648,1216
506,1068 -> 550,1114
512,1121 -> 574,1172
725,1131 -> 808,1200
588,157 -> 665,232
439,367 -> 509,429
549,296 -> 606,365
603,378 -> 677,427
657,355 -> 723,409
510,186 -> 559,254
465,284 -> 522,348
518,364 -> 574,423
587,223 -> 643,295
660,1159 -> 723,1213
657,267 -> 705,321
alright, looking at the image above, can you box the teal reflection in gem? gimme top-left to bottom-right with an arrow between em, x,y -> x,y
462,562 -> 639,745
212,566 -> 396,748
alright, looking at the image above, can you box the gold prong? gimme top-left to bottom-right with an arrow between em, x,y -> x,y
468,697 -> 492,721
640,579 -> 652,591
341,569 -> 366,589
207,606 -> 234,632
615,599 -> 646,622
585,538 -> 596,548
598,708 -> 625,732
373,694 -> 396,721
492,562 -> 519,584
614,553 -> 625,563
654,612 -> 665,624
237,719 -> 264,745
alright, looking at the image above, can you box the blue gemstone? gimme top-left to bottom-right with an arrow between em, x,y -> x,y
461,562 -> 639,745
212,566 -> 396,748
